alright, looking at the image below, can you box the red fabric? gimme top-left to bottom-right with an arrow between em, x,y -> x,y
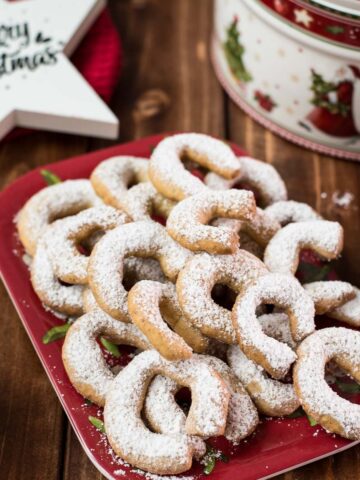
5,8 -> 121,141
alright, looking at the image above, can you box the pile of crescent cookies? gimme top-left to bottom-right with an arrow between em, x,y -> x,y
16,133 -> 360,476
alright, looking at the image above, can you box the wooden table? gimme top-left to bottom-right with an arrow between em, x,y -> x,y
1,1 -> 359,479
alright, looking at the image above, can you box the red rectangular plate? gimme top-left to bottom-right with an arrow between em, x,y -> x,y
0,134 -> 358,480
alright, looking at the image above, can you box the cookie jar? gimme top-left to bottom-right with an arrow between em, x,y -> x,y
212,0 -> 360,160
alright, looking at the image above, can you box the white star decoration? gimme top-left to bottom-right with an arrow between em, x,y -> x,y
0,0 -> 119,141
294,8 -> 314,28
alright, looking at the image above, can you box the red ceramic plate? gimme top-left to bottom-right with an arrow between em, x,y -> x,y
0,134 -> 358,480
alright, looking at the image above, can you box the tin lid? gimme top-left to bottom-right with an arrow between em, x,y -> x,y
310,0 -> 360,17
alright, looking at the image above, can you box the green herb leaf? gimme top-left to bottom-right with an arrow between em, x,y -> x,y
84,398 -> 93,406
287,408 -> 305,419
100,337 -> 121,358
219,452 -> 229,463
203,456 -> 216,475
88,416 -> 106,434
41,169 -> 62,185
307,415 -> 317,427
336,381 -> 360,394
298,263 -> 331,283
42,323 -> 70,344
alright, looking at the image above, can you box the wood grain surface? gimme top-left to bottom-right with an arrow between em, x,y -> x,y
0,1 -> 359,479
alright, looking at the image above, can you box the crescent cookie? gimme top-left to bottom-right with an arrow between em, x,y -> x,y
176,249 -> 268,344
104,350 -> 230,475
17,179 -> 102,256
128,280 -> 206,360
205,156 -> 287,207
31,235 -> 85,316
264,220 -> 344,275
145,355 -> 259,445
294,327 -> 360,440
213,207 -> 281,249
303,281 -> 355,315
148,133 -> 240,201
227,344 -> 300,417
144,375 -> 207,460
166,189 -> 256,254
62,310 -> 152,406
232,273 -> 315,379
120,182 -> 175,222
88,221 -> 192,321
265,200 -> 322,226
328,286 -> 360,327
44,206 -> 130,285
83,257 -> 168,313
90,156 -> 149,210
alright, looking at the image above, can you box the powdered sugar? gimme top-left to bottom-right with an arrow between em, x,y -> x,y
89,222 -> 192,321
104,350 -> 230,474
44,206 -> 129,284
177,250 -> 268,344
265,200 -> 322,226
232,273 -> 315,379
121,182 -> 175,222
329,286 -> 360,327
303,281 -> 355,315
228,345 -> 299,417
149,133 -> 240,201
90,156 -> 149,210
167,189 -> 256,254
205,156 -> 287,207
264,221 -> 344,275
62,310 -> 152,406
31,235 -> 85,316
294,327 -> 360,439
17,179 -> 102,256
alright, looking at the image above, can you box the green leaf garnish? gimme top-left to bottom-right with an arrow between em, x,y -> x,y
203,446 -> 228,475
42,323 -> 70,344
84,398 -> 93,406
88,416 -> 106,434
307,415 -> 317,426
298,263 -> 331,283
100,337 -> 121,358
336,381 -> 360,394
41,169 -> 62,185
203,456 -> 216,475
287,408 -> 305,419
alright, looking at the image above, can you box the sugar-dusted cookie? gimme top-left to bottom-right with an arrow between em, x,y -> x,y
177,249 -> 268,344
104,350 -> 230,474
294,327 -> 360,440
44,206 -> 130,285
167,189 -> 256,254
90,156 -> 149,209
17,179 -> 101,256
62,310 -> 152,406
264,221 -> 344,275
232,273 -> 315,379
205,156 -> 287,207
128,280 -> 208,360
89,221 -> 192,321
149,133 -> 240,201
265,200 -> 322,226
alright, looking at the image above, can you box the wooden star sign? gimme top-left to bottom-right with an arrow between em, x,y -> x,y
0,0 -> 119,141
